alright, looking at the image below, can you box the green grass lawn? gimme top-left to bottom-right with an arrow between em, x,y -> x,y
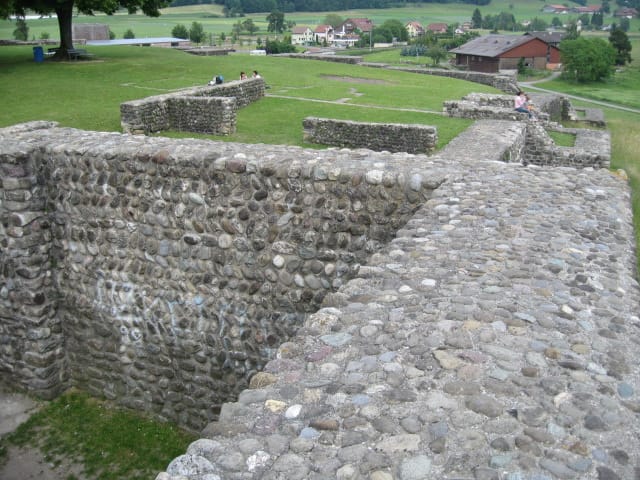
2,390 -> 196,480
0,45 -> 483,146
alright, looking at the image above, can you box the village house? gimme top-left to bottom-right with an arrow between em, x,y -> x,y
333,33 -> 360,48
523,31 -> 564,49
542,4 -> 569,14
291,26 -> 313,46
614,7 -> 638,18
426,22 -> 448,34
449,34 -> 561,73
405,21 -> 425,38
571,5 -> 602,14
338,18 -> 373,35
313,25 -> 335,45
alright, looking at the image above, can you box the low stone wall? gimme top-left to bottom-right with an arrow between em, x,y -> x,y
120,78 -> 264,135
280,53 -> 362,64
363,64 -> 520,94
524,123 -> 611,168
443,92 -> 570,123
302,117 -> 438,154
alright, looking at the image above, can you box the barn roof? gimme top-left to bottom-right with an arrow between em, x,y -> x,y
449,34 -> 537,57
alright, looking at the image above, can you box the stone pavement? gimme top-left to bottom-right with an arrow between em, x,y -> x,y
157,120 -> 640,479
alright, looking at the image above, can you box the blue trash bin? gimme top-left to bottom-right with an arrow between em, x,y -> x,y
33,46 -> 44,63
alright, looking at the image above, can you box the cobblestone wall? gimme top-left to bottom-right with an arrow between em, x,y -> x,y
524,123 -> 611,168
0,123 -> 65,400
120,78 -> 264,135
280,53 -> 363,64
157,119 -> 640,480
362,64 -> 520,93
302,117 -> 438,154
444,93 -> 569,124
0,121 -> 434,429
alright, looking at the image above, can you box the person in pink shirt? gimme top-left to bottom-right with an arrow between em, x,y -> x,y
514,90 -> 534,119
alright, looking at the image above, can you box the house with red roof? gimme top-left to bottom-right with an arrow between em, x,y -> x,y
614,7 -> 638,18
291,26 -> 313,46
314,25 -> 334,45
405,21 -> 425,38
450,34 -> 561,73
339,18 -> 373,35
426,23 -> 448,34
542,4 -> 569,14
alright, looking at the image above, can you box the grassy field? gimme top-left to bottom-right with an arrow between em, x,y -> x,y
1,1 -> 638,43
0,44 -> 485,147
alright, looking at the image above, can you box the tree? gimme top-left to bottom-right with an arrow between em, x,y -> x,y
323,13 -> 343,28
591,12 -> 603,29
264,38 -> 295,54
560,36 -> 615,82
609,27 -> 632,65
528,17 -> 548,32
266,10 -> 285,34
425,44 -> 447,66
1,0 -> 168,60
551,17 -> 563,28
189,21 -> 206,43
242,18 -> 259,35
12,17 -> 28,40
471,8 -> 482,28
564,20 -> 580,40
619,17 -> 630,32
123,28 -> 135,39
374,19 -> 408,43
172,23 -> 189,39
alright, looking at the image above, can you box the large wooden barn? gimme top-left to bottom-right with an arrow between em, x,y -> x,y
450,34 -> 561,73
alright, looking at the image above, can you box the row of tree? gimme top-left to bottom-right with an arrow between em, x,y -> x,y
206,0 -> 490,16
471,7 -> 632,33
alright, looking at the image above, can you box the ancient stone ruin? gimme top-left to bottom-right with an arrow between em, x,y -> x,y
1,66 -> 638,479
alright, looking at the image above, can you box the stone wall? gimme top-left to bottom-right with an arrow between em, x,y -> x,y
157,119 -> 640,480
120,78 -> 264,135
362,64 -> 520,93
444,92 -> 570,124
524,123 -> 611,168
302,117 -> 438,154
0,123 -> 65,400
0,121 -> 434,430
280,53 -> 363,64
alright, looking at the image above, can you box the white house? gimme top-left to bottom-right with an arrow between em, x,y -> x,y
314,25 -> 334,45
291,26 -> 313,45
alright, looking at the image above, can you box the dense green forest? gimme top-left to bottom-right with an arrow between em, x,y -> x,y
170,0 -> 492,11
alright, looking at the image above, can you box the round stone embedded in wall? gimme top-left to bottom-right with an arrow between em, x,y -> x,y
218,234 -> 232,249
273,255 -> 285,268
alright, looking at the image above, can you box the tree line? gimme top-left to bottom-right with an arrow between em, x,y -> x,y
175,0 -> 491,13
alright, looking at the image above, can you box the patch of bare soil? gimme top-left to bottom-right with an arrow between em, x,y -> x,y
0,445 -> 87,480
321,74 -> 392,85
